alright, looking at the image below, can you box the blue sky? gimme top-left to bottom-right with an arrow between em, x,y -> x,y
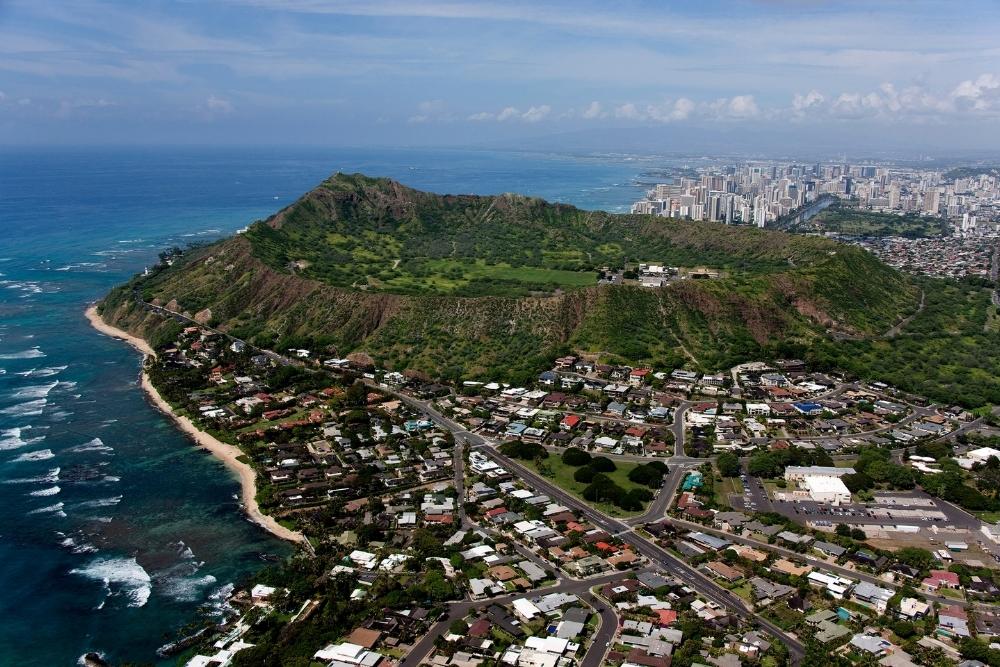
2,0 -> 1000,152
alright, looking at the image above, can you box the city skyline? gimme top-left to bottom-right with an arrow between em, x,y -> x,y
3,1 -> 1000,152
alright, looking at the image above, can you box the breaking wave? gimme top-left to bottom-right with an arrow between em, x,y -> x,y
0,347 -> 45,360
14,365 -> 67,378
68,438 -> 114,455
74,495 -> 122,509
0,426 -> 45,451
0,398 -> 46,417
11,381 -> 59,399
11,448 -> 54,462
70,556 -> 152,609
4,467 -> 60,484
28,501 -> 66,517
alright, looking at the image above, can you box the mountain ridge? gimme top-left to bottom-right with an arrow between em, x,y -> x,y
100,173 -> 919,382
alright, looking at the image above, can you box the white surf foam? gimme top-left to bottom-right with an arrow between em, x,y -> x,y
177,541 -> 195,560
77,651 -> 107,666
55,262 -> 108,272
203,581 -> 236,617
0,347 -> 45,360
70,556 -> 152,608
75,495 -> 122,509
59,534 -> 99,554
0,426 -> 45,451
155,545 -> 217,602
0,398 -> 46,417
3,466 -> 60,484
29,485 -> 60,497
27,501 -> 65,517
11,448 -> 54,462
68,438 -> 114,455
160,572 -> 217,603
12,381 -> 59,399
14,365 -> 66,378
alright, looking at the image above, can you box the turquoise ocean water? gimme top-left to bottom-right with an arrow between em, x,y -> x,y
0,147 -> 653,665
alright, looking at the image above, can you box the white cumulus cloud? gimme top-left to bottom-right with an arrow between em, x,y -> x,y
614,103 -> 641,120
467,105 -> 552,123
950,73 -> 1000,111
792,89 -> 825,114
205,95 -> 234,113
496,106 -> 520,121
521,105 -> 551,122
582,101 -> 605,119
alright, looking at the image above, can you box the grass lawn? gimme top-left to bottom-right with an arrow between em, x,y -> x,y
380,258 -> 596,296
975,510 -> 1000,523
762,481 -> 784,498
717,476 -> 743,506
524,455 -> 651,517
764,603 -> 804,630
730,582 -> 753,602
938,588 -> 966,601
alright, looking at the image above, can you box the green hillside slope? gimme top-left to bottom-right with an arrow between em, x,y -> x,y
103,172 -> 971,395
244,173 -> 882,296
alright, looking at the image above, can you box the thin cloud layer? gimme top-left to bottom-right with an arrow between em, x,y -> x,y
1,0 -> 999,148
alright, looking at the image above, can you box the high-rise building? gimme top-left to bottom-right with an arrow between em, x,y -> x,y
923,189 -> 940,215
888,185 -> 900,209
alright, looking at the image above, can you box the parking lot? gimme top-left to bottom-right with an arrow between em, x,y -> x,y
731,470 -> 982,532
791,491 -> 977,528
731,469 -> 775,514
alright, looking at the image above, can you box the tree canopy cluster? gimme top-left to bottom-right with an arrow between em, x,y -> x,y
747,446 -> 832,479
498,440 -> 547,460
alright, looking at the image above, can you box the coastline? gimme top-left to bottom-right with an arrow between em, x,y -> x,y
84,305 -> 307,545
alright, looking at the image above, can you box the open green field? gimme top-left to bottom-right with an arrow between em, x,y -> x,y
716,476 -> 743,507
797,204 -> 949,238
730,582 -> 753,602
975,511 -> 1000,524
374,258 -> 597,296
524,455 -> 650,518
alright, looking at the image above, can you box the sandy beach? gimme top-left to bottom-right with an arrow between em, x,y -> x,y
85,305 -> 306,545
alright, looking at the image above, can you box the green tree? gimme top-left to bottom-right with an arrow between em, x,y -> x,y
717,452 -> 741,477
590,456 -> 617,473
561,447 -> 592,466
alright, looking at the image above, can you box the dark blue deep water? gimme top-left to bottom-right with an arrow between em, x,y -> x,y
0,147 -> 650,665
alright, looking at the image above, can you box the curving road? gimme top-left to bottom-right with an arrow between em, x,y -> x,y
399,570 -> 626,667
665,516 -> 1000,612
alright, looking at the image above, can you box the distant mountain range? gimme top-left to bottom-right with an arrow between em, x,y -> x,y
101,173 -> 921,383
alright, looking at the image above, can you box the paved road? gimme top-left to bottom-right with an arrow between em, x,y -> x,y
665,517 -> 1000,611
399,570 -> 629,667
739,461 -> 776,514
333,382 -> 804,663
672,401 -> 691,457
481,446 -> 805,664
625,462 -> 697,527
134,294 -> 994,663
883,290 -> 925,339
453,440 -> 469,527
540,442 -> 704,465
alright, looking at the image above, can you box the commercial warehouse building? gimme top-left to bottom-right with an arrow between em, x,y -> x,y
783,466 -> 855,505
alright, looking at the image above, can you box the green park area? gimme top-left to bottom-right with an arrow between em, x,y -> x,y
499,442 -> 668,518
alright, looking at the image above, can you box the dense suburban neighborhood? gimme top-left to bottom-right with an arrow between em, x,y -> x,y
123,311 -> 1000,667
